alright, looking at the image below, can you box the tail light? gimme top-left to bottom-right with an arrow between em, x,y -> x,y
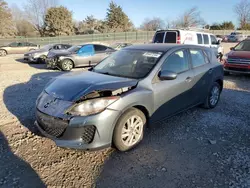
177,36 -> 181,44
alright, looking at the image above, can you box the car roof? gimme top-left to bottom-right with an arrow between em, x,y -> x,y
124,43 -> 209,52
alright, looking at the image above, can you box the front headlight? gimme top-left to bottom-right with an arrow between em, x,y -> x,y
67,96 -> 120,116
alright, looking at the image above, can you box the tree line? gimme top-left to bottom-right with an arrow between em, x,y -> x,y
0,0 -> 250,38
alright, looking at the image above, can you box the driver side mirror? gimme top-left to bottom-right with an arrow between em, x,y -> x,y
158,70 -> 177,80
230,47 -> 235,51
217,40 -> 221,45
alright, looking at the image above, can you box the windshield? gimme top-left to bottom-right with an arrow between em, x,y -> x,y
67,45 -> 81,53
234,40 -> 250,51
93,49 -> 163,79
41,44 -> 53,50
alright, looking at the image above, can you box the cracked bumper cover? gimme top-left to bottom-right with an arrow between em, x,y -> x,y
35,108 -> 121,150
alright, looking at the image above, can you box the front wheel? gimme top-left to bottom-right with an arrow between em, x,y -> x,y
60,59 -> 74,71
0,50 -> 7,56
38,55 -> 47,64
113,108 -> 146,151
203,82 -> 221,109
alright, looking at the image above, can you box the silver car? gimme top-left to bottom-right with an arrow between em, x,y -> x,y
35,44 -> 224,151
46,44 -> 116,71
0,42 -> 39,56
24,44 -> 72,63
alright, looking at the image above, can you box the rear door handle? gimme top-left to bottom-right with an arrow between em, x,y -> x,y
208,68 -> 213,74
185,77 -> 192,82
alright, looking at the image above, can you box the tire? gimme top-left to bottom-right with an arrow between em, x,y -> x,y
60,59 -> 74,71
203,82 -> 221,109
38,55 -> 47,64
113,107 -> 146,151
0,49 -> 7,56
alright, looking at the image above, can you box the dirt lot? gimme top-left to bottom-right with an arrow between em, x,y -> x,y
0,46 -> 249,188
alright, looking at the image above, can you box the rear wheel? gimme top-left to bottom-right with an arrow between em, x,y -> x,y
0,50 -> 7,56
203,82 -> 221,109
113,108 -> 146,151
60,59 -> 74,71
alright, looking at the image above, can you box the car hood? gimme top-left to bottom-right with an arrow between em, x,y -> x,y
48,50 -> 71,58
44,71 -> 138,101
24,49 -> 47,55
228,50 -> 250,59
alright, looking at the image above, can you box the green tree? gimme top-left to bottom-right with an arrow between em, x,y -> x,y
44,6 -> 73,36
220,21 -> 235,30
0,0 -> 16,37
106,1 -> 133,32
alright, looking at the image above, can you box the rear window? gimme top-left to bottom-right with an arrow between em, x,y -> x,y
154,32 -> 165,43
197,34 -> 203,44
203,34 -> 209,44
164,32 -> 177,43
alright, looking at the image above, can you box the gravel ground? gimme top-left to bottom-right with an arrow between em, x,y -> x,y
0,53 -> 249,188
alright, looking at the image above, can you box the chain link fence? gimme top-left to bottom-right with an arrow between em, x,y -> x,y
0,31 -> 155,46
1,30 -> 250,46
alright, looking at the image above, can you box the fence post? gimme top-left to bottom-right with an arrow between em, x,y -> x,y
125,32 -> 127,41
136,31 -> 138,41
92,34 -> 94,42
147,31 -> 149,42
113,32 -> 115,41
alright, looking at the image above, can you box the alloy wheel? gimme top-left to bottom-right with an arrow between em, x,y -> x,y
210,85 -> 220,106
121,115 -> 144,147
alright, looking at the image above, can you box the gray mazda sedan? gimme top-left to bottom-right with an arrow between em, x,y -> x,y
35,44 -> 224,151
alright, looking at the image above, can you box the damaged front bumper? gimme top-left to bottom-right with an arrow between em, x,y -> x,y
46,58 -> 59,69
35,107 -> 121,150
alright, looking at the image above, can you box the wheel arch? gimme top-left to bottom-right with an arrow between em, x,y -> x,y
0,49 -> 8,54
61,58 -> 75,68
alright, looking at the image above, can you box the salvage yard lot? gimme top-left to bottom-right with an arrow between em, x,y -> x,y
0,53 -> 250,188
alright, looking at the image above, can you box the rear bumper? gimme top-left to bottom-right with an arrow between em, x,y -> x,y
35,108 -> 121,150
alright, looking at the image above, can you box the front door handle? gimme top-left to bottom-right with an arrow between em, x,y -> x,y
185,77 -> 192,82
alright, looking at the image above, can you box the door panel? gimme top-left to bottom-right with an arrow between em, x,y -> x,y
92,53 -> 109,65
75,45 -> 94,67
189,49 -> 214,104
152,70 -> 195,122
151,49 -> 196,122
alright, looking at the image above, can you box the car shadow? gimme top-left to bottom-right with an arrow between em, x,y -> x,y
0,131 -> 46,187
95,88 -> 250,188
3,71 -> 66,134
15,58 -> 48,70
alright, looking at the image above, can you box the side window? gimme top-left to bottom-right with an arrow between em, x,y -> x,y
9,42 -> 18,47
210,35 -> 218,45
154,32 -> 165,43
190,49 -> 207,67
94,45 -> 108,53
53,45 -> 59,50
197,34 -> 203,44
161,50 -> 189,74
203,34 -> 209,44
78,45 -> 94,56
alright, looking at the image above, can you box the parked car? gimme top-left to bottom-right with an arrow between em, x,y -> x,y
152,29 -> 223,58
227,32 -> 247,42
24,44 -> 72,63
46,44 -> 115,71
35,44 -> 224,151
110,42 -> 132,50
0,42 -> 39,56
223,39 -> 250,74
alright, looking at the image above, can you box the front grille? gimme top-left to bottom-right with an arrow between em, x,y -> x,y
226,67 -> 250,72
81,125 -> 96,144
228,58 -> 250,64
36,110 -> 68,138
